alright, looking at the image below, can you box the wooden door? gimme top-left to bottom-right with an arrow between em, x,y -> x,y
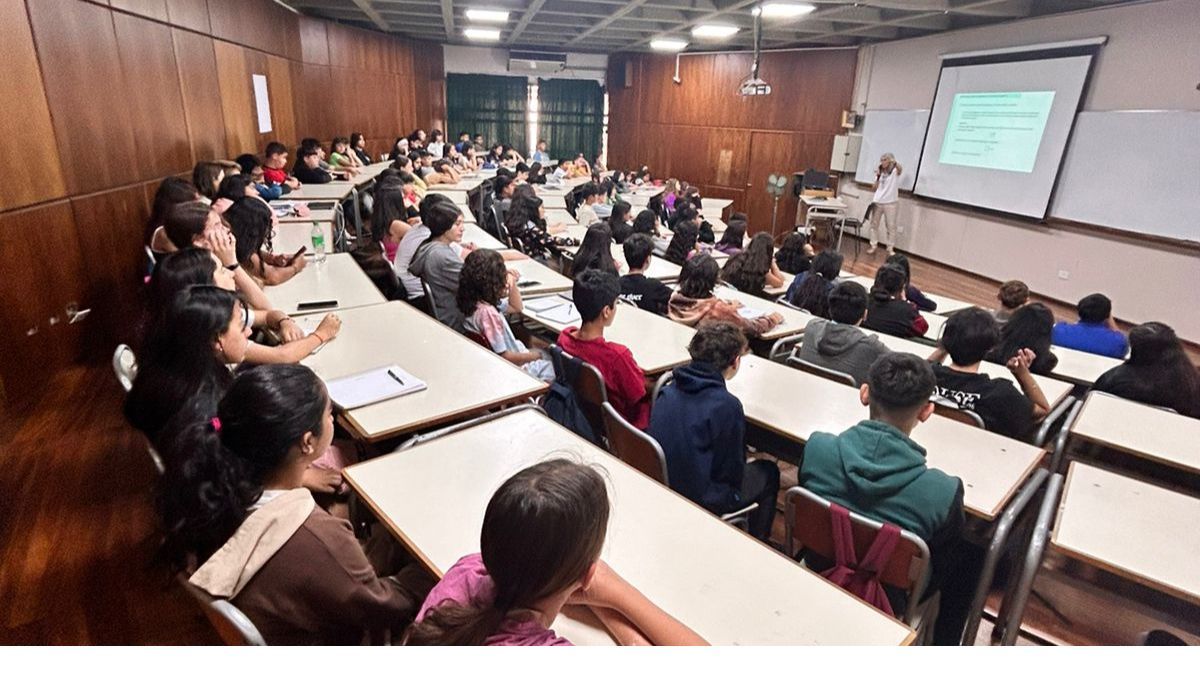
744,131 -> 837,240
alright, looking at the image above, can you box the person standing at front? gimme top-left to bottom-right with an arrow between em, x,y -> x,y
869,153 -> 901,255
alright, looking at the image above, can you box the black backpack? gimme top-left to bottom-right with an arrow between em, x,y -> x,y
539,346 -> 600,444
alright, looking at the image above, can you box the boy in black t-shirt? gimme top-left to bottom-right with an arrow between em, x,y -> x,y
618,234 -> 672,316
928,308 -> 1049,440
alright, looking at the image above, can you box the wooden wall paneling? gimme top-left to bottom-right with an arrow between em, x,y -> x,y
0,0 -> 67,211
70,186 -> 151,355
113,13 -> 192,180
293,63 -> 334,144
744,131 -> 807,235
27,0 -> 139,195
110,0 -> 168,22
172,29 -> 227,163
298,14 -> 329,66
165,0 -> 210,33
213,40 -> 258,157
266,55 -> 297,148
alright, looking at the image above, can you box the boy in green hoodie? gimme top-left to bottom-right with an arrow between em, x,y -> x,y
800,352 -> 978,645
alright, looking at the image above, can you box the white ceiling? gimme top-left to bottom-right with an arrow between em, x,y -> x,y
281,0 -> 1141,53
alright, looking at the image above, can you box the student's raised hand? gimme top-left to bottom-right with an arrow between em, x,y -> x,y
203,229 -> 238,267
1006,348 -> 1036,374
314,313 -> 341,342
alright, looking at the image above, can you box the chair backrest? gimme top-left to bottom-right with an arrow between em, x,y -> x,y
180,578 -> 267,646
784,486 -> 931,618
465,330 -> 491,350
787,355 -> 857,387
488,203 -> 505,239
651,370 -> 674,406
931,397 -> 985,429
601,401 -> 669,484
549,344 -> 609,441
420,279 -> 444,324
112,344 -> 137,392
560,250 -> 576,278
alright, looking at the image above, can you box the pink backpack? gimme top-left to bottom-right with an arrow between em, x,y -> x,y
820,503 -> 901,616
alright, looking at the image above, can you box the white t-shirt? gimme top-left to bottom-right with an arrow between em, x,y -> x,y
873,166 -> 900,204
426,142 -> 444,159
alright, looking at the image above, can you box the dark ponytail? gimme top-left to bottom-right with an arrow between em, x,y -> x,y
408,459 -> 610,645
156,364 -> 328,572
791,250 -> 843,318
871,264 -> 907,302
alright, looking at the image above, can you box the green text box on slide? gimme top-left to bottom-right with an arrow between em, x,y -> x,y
939,91 -> 1056,173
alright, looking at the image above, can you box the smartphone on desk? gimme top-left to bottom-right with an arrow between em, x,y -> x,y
297,300 -> 339,311
517,280 -> 541,288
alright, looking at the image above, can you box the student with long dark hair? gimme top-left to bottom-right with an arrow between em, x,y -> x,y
147,177 -> 200,251
606,201 -> 634,244
668,254 -> 782,337
714,219 -> 747,256
1093,322 -> 1200,418
774,232 -> 814,275
570,225 -> 619,278
985,302 -> 1058,375
885,253 -> 937,312
458,249 -> 554,381
224,197 -> 307,286
350,132 -> 372,165
863,264 -> 928,338
664,221 -> 700,266
370,184 -> 417,262
409,459 -> 706,646
720,232 -> 784,296
504,194 -> 558,260
164,365 -> 432,644
410,200 -> 469,331
388,137 -> 410,161
784,250 -> 843,318
192,161 -> 225,204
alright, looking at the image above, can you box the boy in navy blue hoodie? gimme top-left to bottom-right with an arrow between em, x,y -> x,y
649,321 -> 780,541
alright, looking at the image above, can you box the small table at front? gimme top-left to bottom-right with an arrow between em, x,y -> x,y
726,354 -> 1047,644
263,253 -> 386,316
300,302 -> 547,442
1066,391 -> 1200,476
521,296 -> 696,375
343,408 -> 916,645
1052,462 -> 1200,607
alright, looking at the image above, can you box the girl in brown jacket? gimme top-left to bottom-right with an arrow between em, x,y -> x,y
668,254 -> 783,337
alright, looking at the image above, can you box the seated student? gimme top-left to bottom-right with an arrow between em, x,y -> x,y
391,155 -> 428,197
426,129 -> 445,158
606,202 -> 634,244
575,184 -> 602,227
410,200 -> 469,331
863,264 -> 928,339
234,154 -> 283,202
370,184 -> 417,263
670,204 -> 713,245
410,459 -> 705,646
526,161 -> 546,185
799,282 -> 890,386
800,352 -> 976,646
784,250 -> 843,317
328,137 -> 362,171
425,158 -> 461,186
224,197 -> 307,287
545,158 -> 571,185
713,218 -> 747,256
163,364 -> 432,644
592,179 -> 615,220
504,194 -> 559,260
349,132 -> 372,165
663,221 -> 701,266
293,145 -> 333,184
650,323 -> 779,541
458,249 -> 554,382
985,302 -> 1058,376
262,142 -> 300,192
668,254 -> 783,337
720,232 -> 785,296
147,177 -> 201,254
1093,322 -> 1200,418
570,225 -> 620,278
299,137 -> 346,175
492,174 -> 516,222
351,245 -> 404,301
1052,293 -> 1129,358
217,173 -> 258,204
557,270 -> 651,429
929,307 -> 1049,440
192,161 -> 226,206
160,201 -> 225,253
619,234 -> 672,316
774,232 -> 814,275
394,195 -> 466,300
513,162 -> 531,184
995,280 -> 1028,324
885,253 -> 936,312
631,208 -> 669,256
530,139 -> 550,164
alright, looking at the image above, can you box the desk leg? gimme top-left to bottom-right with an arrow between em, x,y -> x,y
351,187 -> 363,243
997,472 -> 1064,645
333,204 -> 347,252
959,467 -> 1049,645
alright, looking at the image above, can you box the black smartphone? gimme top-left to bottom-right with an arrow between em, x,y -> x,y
516,280 -> 541,288
287,246 -> 307,265
296,300 -> 339,311
309,201 -> 336,209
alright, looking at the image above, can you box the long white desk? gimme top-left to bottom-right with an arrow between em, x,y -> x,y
505,258 -> 574,297
710,285 -> 809,341
262,252 -> 385,316
1047,345 -> 1122,386
1068,391 -> 1200,475
461,222 -> 508,250
300,302 -> 547,442
344,408 -> 915,645
273,222 -> 333,257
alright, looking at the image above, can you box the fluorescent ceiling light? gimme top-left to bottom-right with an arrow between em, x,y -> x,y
760,3 -> 817,19
464,8 -> 510,23
651,39 -> 688,52
692,24 -> 739,38
464,27 -> 501,41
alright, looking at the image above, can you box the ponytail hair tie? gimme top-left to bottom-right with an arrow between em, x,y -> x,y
211,417 -> 222,432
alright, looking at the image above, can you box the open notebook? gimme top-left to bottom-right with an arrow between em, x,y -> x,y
325,365 -> 427,409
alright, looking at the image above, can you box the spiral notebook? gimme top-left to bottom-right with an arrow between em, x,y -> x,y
325,365 -> 427,409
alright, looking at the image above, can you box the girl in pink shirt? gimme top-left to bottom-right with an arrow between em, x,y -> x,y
408,459 -> 708,646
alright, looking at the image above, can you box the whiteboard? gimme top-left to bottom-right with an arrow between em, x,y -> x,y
1051,111 -> 1200,242
854,109 -> 929,191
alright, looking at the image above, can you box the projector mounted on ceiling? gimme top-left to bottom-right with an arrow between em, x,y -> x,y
738,8 -> 769,96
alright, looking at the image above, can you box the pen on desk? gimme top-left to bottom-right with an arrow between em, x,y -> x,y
386,368 -> 405,386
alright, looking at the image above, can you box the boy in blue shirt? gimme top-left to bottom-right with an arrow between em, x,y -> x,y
1051,293 -> 1129,358
649,322 -> 779,541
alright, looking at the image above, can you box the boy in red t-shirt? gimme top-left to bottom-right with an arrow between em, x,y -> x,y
557,270 -> 651,429
262,141 -> 300,192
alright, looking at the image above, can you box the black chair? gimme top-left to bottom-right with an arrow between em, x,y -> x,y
836,202 -> 873,258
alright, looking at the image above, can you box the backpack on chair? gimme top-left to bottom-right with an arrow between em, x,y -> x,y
540,346 -> 600,445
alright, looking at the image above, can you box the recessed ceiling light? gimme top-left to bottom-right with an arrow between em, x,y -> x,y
760,3 -> 817,19
692,24 -> 739,39
651,39 -> 688,52
464,27 -> 501,41
464,9 -> 509,23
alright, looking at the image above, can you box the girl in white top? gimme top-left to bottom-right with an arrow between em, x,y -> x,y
869,153 -> 901,255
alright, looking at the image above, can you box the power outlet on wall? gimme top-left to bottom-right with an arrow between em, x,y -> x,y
1057,270 -> 1070,280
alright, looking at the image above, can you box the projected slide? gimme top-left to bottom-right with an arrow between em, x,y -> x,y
938,91 -> 1055,173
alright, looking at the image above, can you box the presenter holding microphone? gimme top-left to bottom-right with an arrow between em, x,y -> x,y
869,153 -> 901,255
